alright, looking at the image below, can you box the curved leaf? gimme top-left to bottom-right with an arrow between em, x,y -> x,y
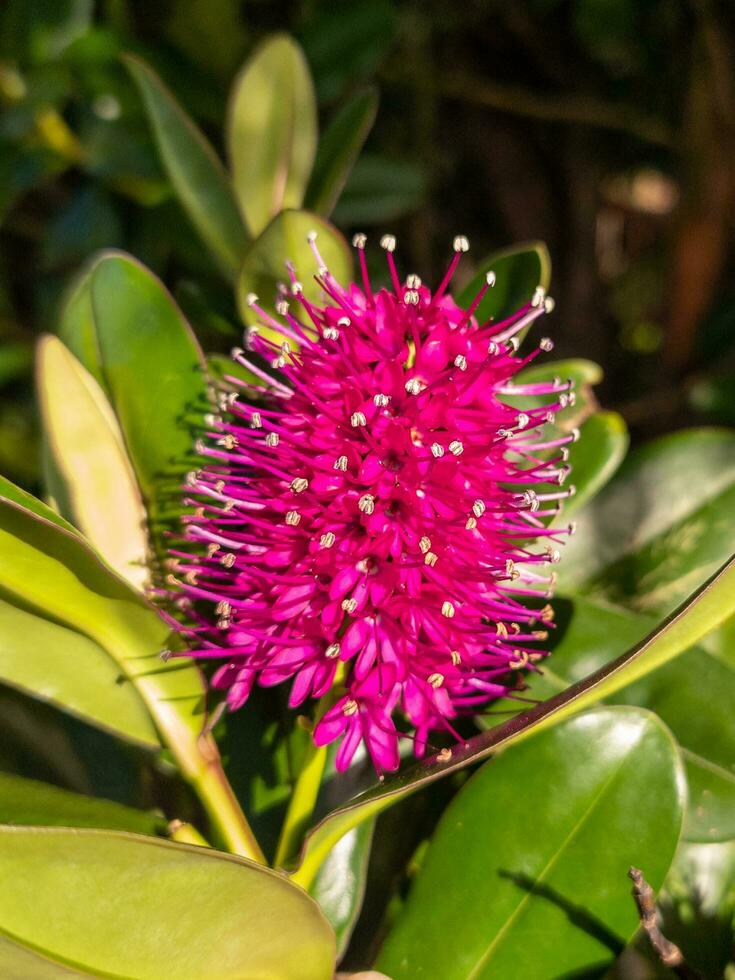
227,34 -> 318,236
310,820 -> 374,961
455,241 -> 551,323
305,87 -> 378,217
0,828 -> 335,979
123,53 -> 248,278
559,428 -> 735,614
36,335 -> 149,590
291,554 -> 735,888
0,771 -> 163,835
377,708 -> 684,979
566,411 -> 629,518
237,209 -> 352,334
58,250 -> 210,573
0,596 -> 158,748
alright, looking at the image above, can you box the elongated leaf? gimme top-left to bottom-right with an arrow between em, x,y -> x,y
227,34 -> 318,236
377,708 -> 684,979
455,241 -> 551,323
559,428 -> 735,614
0,771 -> 163,835
0,828 -> 334,979
123,53 -> 248,278
0,494 -> 204,752
237,209 -> 352,333
311,820 -> 374,961
493,596 -> 735,842
36,335 -> 149,590
291,554 -> 735,888
58,250 -> 209,572
305,88 -> 378,217
0,474 -> 76,534
0,596 -> 158,747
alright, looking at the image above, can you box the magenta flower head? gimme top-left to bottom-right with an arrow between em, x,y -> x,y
169,233 -> 575,775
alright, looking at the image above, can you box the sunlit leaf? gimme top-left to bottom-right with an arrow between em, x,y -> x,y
0,828 -> 335,979
455,241 -> 551,324
227,34 -> 317,236
378,708 -> 684,979
123,53 -> 248,278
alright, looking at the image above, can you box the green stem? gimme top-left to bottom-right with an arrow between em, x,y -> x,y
187,731 -> 266,864
167,819 -> 210,848
274,740 -> 328,869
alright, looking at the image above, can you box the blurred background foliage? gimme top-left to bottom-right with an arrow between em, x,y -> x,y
2,0 -> 735,493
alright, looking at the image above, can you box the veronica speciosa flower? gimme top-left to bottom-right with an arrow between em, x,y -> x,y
168,233 -> 575,774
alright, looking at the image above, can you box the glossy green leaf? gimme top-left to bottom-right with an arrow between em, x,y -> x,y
305,88 -> 378,217
0,474 -> 76,534
558,428 -> 735,614
0,596 -> 158,748
332,153 -> 425,225
291,555 -> 735,888
377,708 -> 684,979
494,596 -> 735,842
310,820 -> 374,961
0,493 -> 204,752
36,335 -> 149,590
0,828 -> 335,979
227,34 -> 318,236
123,53 -> 248,278
0,771 -> 163,835
565,411 -> 629,517
455,241 -> 551,324
58,250 -> 209,571
237,209 -> 352,335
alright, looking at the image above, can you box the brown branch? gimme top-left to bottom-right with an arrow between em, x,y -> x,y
381,66 -> 675,148
628,867 -> 702,980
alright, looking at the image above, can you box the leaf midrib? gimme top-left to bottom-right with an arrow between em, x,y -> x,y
465,746 -> 632,979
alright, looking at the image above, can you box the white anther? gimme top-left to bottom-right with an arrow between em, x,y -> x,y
532,285 -> 546,308
516,413 -> 530,429
204,413 -> 221,427
250,412 -> 262,428
404,290 -> 420,306
343,697 -> 358,715
334,455 -> 348,471
307,229 -> 318,243
448,440 -> 464,456
325,642 -> 340,659
351,411 -> 367,427
567,521 -> 577,535
427,672 -> 444,688
275,299 -> 289,315
425,552 -> 438,566
358,494 -> 375,515
465,516 -> 477,530
572,427 -> 581,442
405,378 -> 423,395
291,281 -> 303,295
539,337 -> 554,352
406,274 -> 422,288
337,316 -> 351,327
265,432 -> 279,447
285,510 -> 301,526
245,292 -> 258,307
320,531 -> 336,548
472,499 -> 486,518
352,233 -> 367,249
291,477 -> 309,493
380,234 -> 396,252
441,601 -> 456,619
450,650 -> 462,665
454,354 -> 467,371
544,296 -> 555,314
186,470 -> 198,487
559,393 -> 570,408
453,235 -> 470,253
374,393 -> 391,407
546,547 -> 561,564
342,598 -> 358,614
507,337 -> 520,353
419,536 -> 432,553
431,442 -> 444,458
221,552 -> 236,568
486,270 -> 496,287
323,326 -> 339,340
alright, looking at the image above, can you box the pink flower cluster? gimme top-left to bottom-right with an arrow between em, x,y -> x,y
169,233 -> 575,774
